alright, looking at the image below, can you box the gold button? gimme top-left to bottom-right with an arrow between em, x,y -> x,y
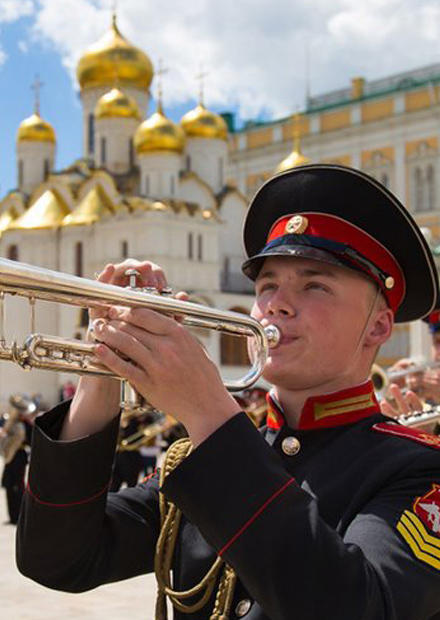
235,599 -> 252,617
385,276 -> 395,290
282,436 -> 301,456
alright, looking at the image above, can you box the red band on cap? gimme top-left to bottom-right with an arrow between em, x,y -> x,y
429,311 -> 440,325
267,212 -> 405,313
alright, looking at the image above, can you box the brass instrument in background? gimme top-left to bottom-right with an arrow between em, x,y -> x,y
119,414 -> 178,451
370,363 -> 389,400
371,361 -> 440,401
0,258 -> 280,416
0,394 -> 36,464
371,363 -> 440,429
397,405 -> 440,428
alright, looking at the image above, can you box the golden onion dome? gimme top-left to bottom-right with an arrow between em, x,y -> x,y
16,113 -> 56,144
77,15 -> 153,91
181,104 -> 228,140
276,113 -> 310,173
275,149 -> 310,174
134,105 -> 185,154
95,87 -> 140,120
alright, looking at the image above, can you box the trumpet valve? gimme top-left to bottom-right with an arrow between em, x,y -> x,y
125,268 -> 141,290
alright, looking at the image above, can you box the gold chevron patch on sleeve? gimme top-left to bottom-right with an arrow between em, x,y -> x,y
397,510 -> 440,570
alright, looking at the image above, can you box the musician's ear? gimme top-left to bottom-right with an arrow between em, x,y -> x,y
364,307 -> 393,348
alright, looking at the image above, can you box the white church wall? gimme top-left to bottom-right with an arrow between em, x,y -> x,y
179,177 -> 216,211
138,153 -> 182,199
17,141 -> 55,195
185,138 -> 227,193
81,86 -> 149,159
95,117 -> 140,174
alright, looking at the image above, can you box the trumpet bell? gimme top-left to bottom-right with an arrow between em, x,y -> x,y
370,363 -> 388,399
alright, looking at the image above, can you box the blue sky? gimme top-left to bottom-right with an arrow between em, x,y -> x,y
1,0 -> 440,195
0,16 -> 81,194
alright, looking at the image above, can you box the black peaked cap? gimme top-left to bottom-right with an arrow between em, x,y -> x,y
242,164 -> 438,323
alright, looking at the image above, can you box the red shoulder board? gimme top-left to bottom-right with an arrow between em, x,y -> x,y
372,422 -> 440,450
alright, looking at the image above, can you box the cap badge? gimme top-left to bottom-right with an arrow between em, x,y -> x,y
285,215 -> 308,235
385,276 -> 395,290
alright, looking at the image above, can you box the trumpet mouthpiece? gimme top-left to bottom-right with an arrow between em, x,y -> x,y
264,324 -> 281,348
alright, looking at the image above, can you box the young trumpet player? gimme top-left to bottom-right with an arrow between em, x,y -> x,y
16,165 -> 440,619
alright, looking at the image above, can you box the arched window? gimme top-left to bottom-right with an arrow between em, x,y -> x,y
188,232 -> 194,260
197,234 -> 203,261
88,114 -> 95,154
121,240 -> 129,258
414,167 -> 423,212
170,175 -> 175,196
75,241 -> 83,277
144,175 -> 150,196
43,158 -> 50,179
427,165 -> 436,211
18,160 -> 23,187
129,138 -> 134,169
78,308 -> 89,328
101,137 -> 107,166
220,307 -> 251,366
219,158 -> 224,186
7,244 -> 18,261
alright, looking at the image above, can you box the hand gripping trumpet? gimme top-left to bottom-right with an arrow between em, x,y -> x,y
0,258 -> 280,415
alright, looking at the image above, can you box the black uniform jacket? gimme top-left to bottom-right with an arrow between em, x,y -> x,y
16,382 -> 440,620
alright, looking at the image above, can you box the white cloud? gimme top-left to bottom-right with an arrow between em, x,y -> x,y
0,0 -> 34,22
12,0 -> 440,120
18,40 -> 29,53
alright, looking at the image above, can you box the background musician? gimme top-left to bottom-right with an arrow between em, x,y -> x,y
16,165 -> 440,619
381,305 -> 440,420
1,395 -> 35,525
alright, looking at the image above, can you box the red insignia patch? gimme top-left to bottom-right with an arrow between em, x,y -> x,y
372,422 -> 440,450
414,484 -> 440,535
397,484 -> 440,570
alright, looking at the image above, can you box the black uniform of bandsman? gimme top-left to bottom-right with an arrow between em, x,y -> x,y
16,165 -> 440,619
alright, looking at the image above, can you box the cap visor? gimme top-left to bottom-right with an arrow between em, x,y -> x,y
242,245 -> 347,280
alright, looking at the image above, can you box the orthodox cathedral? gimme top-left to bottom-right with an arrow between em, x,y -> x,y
0,14 -> 439,406
0,16 -> 251,406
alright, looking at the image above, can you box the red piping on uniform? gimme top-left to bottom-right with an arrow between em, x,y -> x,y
26,480 -> 110,507
219,478 -> 296,556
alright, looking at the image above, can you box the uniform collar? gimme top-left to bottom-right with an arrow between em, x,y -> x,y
266,380 -> 379,431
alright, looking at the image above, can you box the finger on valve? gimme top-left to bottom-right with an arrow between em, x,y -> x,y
87,260 -> 169,334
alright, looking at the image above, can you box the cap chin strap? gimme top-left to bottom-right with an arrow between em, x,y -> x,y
344,285 -> 382,383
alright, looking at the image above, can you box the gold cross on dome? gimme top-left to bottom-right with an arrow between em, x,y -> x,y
195,66 -> 209,105
156,58 -> 169,110
31,74 -> 44,115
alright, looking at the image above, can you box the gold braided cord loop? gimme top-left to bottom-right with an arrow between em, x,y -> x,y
154,438 -> 237,619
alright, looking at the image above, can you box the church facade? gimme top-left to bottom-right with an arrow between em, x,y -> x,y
0,17 -> 252,407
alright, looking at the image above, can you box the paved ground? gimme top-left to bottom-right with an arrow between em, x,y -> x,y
0,491 -> 158,619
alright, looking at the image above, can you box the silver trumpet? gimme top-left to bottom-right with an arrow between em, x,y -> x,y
0,258 -> 280,415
